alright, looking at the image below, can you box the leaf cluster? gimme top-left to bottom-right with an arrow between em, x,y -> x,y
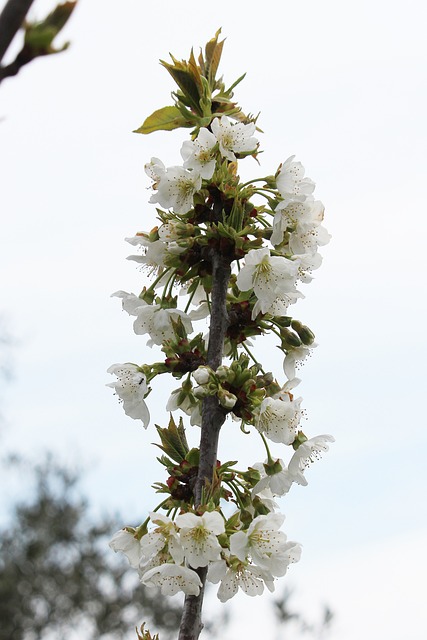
135,29 -> 255,136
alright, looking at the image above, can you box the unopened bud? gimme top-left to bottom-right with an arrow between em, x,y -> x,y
274,316 -> 292,328
281,328 -> 302,348
215,365 -> 229,381
291,320 -> 315,345
218,389 -> 237,409
251,496 -> 270,516
148,226 -> 159,242
193,385 -> 208,398
192,366 -> 212,385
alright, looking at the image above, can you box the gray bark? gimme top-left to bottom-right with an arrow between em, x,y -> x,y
178,249 -> 231,640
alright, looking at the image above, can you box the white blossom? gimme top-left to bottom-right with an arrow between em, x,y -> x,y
211,115 -> 258,161
112,291 -> 193,346
283,344 -> 316,381
176,511 -> 225,569
140,513 -> 184,565
109,528 -> 142,568
262,289 -> 304,319
127,246 -> 168,273
288,435 -> 335,481
150,166 -> 202,214
138,549 -> 171,578
111,290 -> 146,316
294,252 -> 323,283
157,223 -> 180,242
127,231 -> 187,266
166,387 -> 196,414
230,513 -> 302,577
236,248 -> 300,319
290,220 -> 331,257
189,401 -> 202,427
141,563 -> 202,596
251,460 -> 294,497
144,157 -> 166,186
133,304 -> 193,346
107,363 -> 150,426
255,395 -> 302,444
271,199 -> 312,246
272,198 -> 330,257
181,128 -> 217,179
276,156 -> 315,204
252,486 -> 279,512
188,300 -> 210,320
216,562 -> 275,602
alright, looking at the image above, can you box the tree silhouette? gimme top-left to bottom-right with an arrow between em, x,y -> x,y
0,455 -> 183,640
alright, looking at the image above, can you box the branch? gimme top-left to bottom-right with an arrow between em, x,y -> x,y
0,0 -> 35,63
0,1 -> 76,84
178,247 -> 231,640
0,43 -> 34,81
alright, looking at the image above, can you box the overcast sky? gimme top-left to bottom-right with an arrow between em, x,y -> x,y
1,0 -> 427,638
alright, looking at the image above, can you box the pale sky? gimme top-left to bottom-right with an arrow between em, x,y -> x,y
1,1 -> 426,639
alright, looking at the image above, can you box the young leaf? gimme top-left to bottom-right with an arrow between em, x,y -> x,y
134,106 -> 190,134
154,416 -> 189,464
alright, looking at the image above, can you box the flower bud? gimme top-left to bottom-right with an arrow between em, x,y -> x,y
193,385 -> 209,398
251,496 -> 271,516
192,366 -> 212,385
291,320 -> 315,345
218,389 -> 237,409
148,226 -> 159,242
281,328 -> 302,348
215,365 -> 229,381
274,316 -> 292,328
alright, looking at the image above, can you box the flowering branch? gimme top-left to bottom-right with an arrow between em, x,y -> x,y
108,30 -> 334,640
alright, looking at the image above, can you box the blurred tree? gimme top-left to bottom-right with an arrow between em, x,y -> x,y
0,455 -> 183,640
273,587 -> 334,640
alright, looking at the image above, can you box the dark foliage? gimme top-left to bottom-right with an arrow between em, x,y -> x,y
0,456 -> 182,640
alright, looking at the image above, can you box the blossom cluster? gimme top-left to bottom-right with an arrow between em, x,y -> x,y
107,33 -> 334,605
110,510 -> 301,602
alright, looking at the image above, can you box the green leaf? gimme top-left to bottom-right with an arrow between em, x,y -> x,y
204,29 -> 225,88
24,1 -> 77,54
134,106 -> 189,135
154,416 -> 189,464
160,56 -> 202,113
